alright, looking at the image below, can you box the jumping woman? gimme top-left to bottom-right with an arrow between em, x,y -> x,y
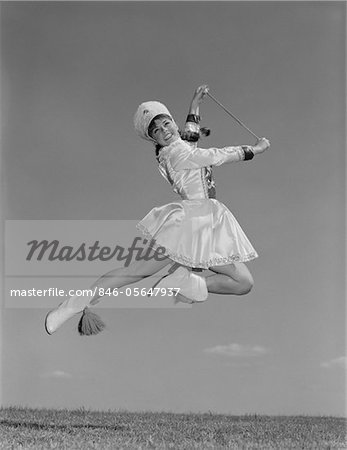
45,85 -> 270,335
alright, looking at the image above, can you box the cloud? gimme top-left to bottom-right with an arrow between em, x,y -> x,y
40,370 -> 72,379
204,343 -> 269,358
320,356 -> 347,370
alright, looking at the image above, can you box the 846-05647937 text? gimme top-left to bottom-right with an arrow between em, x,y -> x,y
95,287 -> 181,297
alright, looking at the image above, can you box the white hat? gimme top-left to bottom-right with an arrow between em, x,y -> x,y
134,101 -> 174,142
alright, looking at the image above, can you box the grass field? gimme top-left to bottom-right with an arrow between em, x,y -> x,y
0,407 -> 346,449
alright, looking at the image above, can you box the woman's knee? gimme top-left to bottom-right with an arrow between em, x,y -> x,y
238,272 -> 254,295
209,261 -> 254,295
231,265 -> 254,295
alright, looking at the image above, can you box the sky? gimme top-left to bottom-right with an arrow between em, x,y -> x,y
1,2 -> 346,416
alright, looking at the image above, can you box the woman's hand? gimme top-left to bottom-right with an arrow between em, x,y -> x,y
253,137 -> 270,154
192,84 -> 209,105
187,84 -> 209,118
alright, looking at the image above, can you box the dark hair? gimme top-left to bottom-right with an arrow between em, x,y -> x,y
147,114 -> 174,162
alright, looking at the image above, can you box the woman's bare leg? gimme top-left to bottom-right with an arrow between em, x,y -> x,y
45,247 -> 173,334
206,262 -> 254,295
90,248 -> 172,304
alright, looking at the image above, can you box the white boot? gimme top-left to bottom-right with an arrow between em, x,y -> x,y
45,292 -> 93,335
152,266 -> 208,304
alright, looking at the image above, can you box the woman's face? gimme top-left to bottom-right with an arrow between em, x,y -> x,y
149,116 -> 180,147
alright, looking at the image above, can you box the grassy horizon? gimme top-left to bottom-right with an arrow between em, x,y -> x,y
1,406 -> 346,449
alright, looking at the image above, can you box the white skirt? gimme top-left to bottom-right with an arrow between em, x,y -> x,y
136,199 -> 258,269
